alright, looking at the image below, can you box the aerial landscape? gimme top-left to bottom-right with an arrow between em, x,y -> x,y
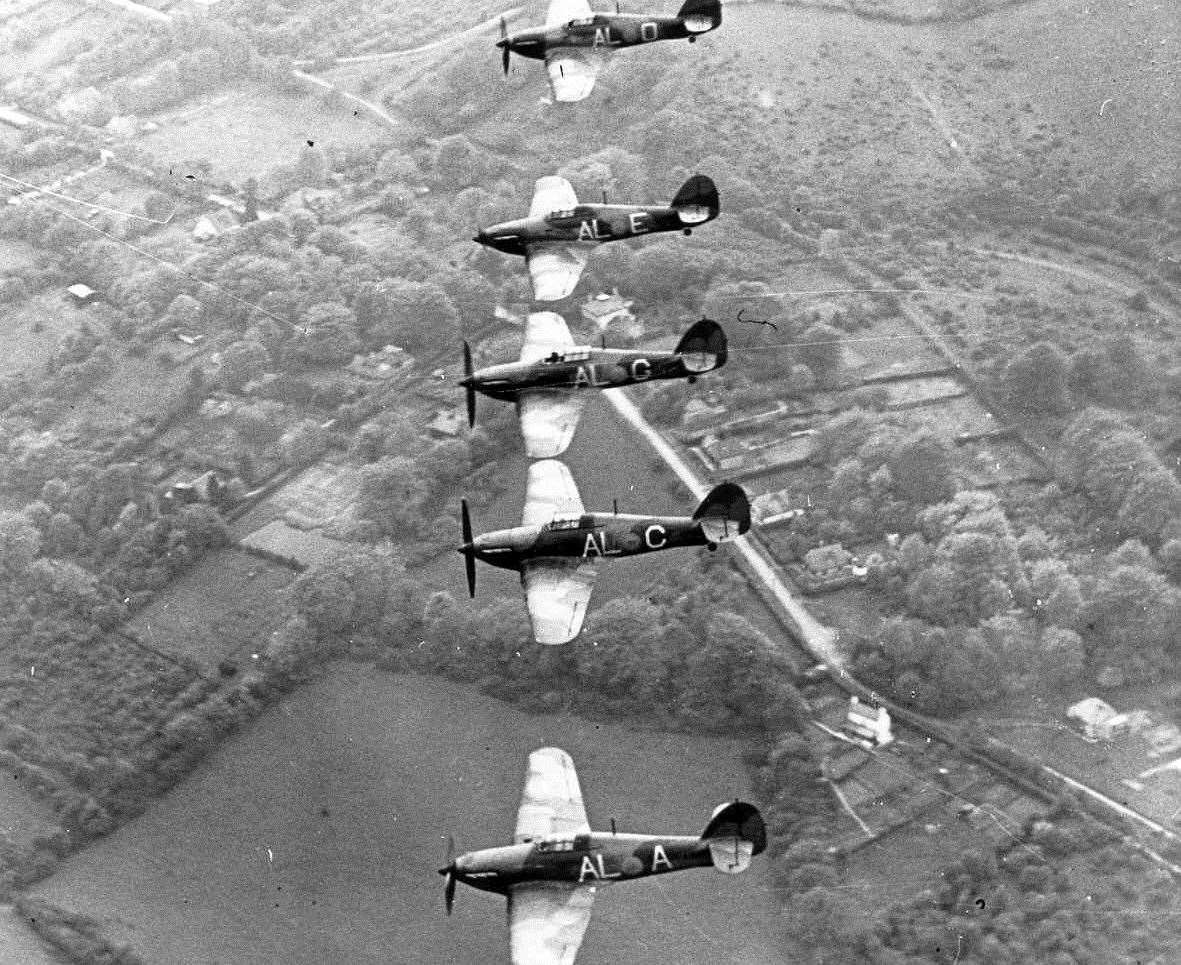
0,0 -> 1178,962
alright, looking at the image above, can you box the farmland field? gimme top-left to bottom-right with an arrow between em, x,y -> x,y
0,904 -> 65,965
0,293 -> 100,377
32,664 -> 790,964
124,548 -> 295,667
137,88 -> 391,183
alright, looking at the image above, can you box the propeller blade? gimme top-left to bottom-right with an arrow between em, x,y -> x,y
502,42 -> 511,77
461,500 -> 476,598
440,834 -> 457,915
463,341 -> 476,428
444,870 -> 457,915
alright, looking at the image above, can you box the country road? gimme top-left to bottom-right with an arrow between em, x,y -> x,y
293,7 -> 524,67
602,387 -> 845,667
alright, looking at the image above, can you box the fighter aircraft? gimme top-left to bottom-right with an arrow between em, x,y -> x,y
461,312 -> 727,458
497,0 -> 723,103
459,460 -> 749,644
440,746 -> 766,964
473,173 -> 719,302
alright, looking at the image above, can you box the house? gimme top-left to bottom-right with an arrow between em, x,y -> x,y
1067,697 -> 1118,741
1144,723 -> 1181,758
846,696 -> 893,747
804,543 -> 853,577
0,104 -> 34,129
580,289 -> 640,336
66,283 -> 98,306
751,488 -> 806,528
160,469 -> 229,513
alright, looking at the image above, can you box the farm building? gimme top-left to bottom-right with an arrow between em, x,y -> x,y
580,289 -> 638,335
66,283 -> 98,306
347,345 -> 412,380
0,105 -> 34,129
1067,697 -> 1118,741
846,696 -> 893,747
427,408 -> 464,438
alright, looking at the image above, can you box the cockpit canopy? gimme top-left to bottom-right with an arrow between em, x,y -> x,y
537,834 -> 590,853
544,515 -> 584,532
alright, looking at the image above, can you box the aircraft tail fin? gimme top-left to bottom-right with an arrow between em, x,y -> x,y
677,0 -> 722,29
692,481 -> 750,543
700,801 -> 765,874
670,174 -> 719,226
674,318 -> 727,373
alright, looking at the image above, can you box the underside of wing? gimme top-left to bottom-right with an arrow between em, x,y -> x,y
523,459 -> 584,526
529,176 -> 579,219
515,746 -> 590,843
545,0 -> 593,29
545,49 -> 601,103
518,391 -> 586,459
527,244 -> 590,302
508,883 -> 595,965
522,558 -> 596,645
520,311 -> 576,364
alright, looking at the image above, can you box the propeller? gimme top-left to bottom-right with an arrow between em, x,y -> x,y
499,17 -> 511,76
460,499 -> 476,598
462,340 -> 476,428
439,834 -> 457,916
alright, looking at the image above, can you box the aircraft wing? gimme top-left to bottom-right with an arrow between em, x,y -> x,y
514,746 -> 590,843
520,311 -> 575,364
508,882 -> 595,965
526,244 -> 590,302
522,459 -> 584,526
529,176 -> 578,219
518,391 -> 587,459
545,49 -> 601,103
522,558 -> 596,645
545,0 -> 593,29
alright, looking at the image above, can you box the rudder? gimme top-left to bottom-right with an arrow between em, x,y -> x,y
671,174 -> 719,225
700,801 -> 766,874
677,0 -> 722,29
674,318 -> 727,373
692,481 -> 750,543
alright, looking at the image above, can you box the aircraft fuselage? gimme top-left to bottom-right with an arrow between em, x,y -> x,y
467,347 -> 714,400
501,13 -> 715,62
466,511 -> 730,572
474,202 -> 701,257
452,832 -> 713,895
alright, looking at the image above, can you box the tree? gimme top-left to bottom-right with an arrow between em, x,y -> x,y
1037,627 -> 1085,689
1003,342 -> 1071,415
361,280 -> 459,353
1083,564 -> 1180,665
287,302 -> 360,368
888,430 -> 956,504
217,339 -> 269,391
1117,468 -> 1181,544
797,322 -> 843,386
0,512 -> 41,579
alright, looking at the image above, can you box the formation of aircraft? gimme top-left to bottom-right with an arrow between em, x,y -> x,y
461,311 -> 727,458
459,459 -> 750,644
439,746 -> 766,963
497,0 -> 723,102
474,173 -> 719,301
439,8 -> 759,958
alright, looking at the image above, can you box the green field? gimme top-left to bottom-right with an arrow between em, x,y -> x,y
124,549 -> 295,668
32,665 -> 790,964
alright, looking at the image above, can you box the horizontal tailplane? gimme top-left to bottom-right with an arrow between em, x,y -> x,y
693,481 -> 750,543
674,318 -> 727,373
700,801 -> 765,874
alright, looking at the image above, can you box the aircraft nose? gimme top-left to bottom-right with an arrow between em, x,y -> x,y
457,541 -> 474,555
473,230 -> 487,245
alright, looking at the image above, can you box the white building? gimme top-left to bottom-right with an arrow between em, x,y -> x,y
846,696 -> 892,747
